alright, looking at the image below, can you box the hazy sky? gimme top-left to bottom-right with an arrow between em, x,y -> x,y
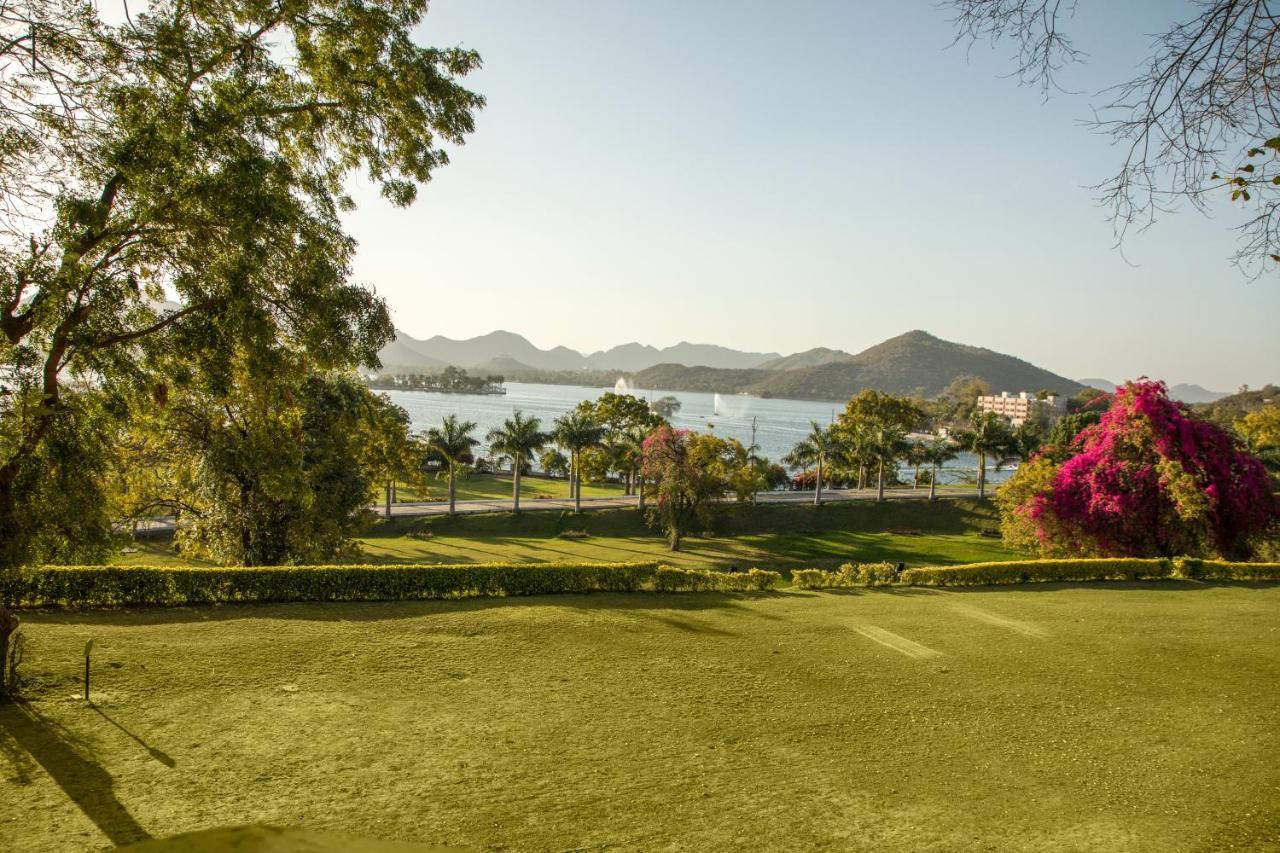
341,1 -> 1279,390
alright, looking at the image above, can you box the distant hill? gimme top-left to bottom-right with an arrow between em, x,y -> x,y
635,331 -> 1084,402
376,329 -> 779,372
1194,384 -> 1279,426
1077,377 -> 1227,404
757,347 -> 852,371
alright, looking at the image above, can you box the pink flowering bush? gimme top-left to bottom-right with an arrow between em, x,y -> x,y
1001,380 -> 1276,559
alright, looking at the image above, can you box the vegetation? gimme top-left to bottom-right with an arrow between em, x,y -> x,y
485,411 -> 548,514
7,586 -> 1280,850
551,410 -> 605,512
368,367 -> 505,395
997,381 -> 1276,559
423,416 -> 481,515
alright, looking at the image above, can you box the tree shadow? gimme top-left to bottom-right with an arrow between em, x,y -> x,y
0,701 -> 151,845
91,706 -> 176,768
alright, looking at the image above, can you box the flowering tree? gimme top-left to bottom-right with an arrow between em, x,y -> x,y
640,427 -> 729,551
999,380 -> 1276,558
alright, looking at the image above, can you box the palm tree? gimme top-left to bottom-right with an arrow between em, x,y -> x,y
868,424 -> 908,502
552,410 -> 604,512
905,440 -> 929,489
486,410 -> 548,513
424,415 -> 479,516
955,412 -> 1014,499
922,437 -> 958,501
805,421 -> 839,506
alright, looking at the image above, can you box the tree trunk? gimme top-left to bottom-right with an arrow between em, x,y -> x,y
914,463 -> 921,489
929,464 -> 937,501
637,476 -> 646,511
384,480 -> 392,520
857,464 -> 866,490
448,468 -> 457,516
669,526 -> 681,551
877,460 -> 885,502
512,462 -> 521,513
0,604 -> 18,697
573,452 -> 582,513
978,452 -> 987,499
814,456 -> 823,505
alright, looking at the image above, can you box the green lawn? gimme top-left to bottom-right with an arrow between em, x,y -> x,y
390,472 -> 623,503
4,584 -> 1278,851
118,501 -> 1016,570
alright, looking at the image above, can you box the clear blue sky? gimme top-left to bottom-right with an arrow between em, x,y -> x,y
341,1 -> 1280,391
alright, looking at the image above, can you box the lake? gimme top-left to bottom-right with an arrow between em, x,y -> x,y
384,381 -> 1008,485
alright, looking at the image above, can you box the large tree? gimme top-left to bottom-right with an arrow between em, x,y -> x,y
948,1 -> 1280,273
640,426 -> 730,551
998,380 -> 1276,558
551,410 -> 603,512
0,0 -> 483,566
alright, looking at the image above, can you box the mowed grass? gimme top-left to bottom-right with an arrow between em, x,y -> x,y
116,501 -> 1017,570
3,584 -> 1279,851
389,472 -> 623,503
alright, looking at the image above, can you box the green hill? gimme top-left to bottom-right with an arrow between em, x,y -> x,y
636,331 -> 1084,401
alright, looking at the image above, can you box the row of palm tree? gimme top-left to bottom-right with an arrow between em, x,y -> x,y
420,409 -> 614,515
785,412 -> 1020,502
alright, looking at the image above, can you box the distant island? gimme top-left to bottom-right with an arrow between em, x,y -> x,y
367,366 -> 506,395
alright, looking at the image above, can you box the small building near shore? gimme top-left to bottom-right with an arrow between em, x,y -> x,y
977,391 -> 1064,426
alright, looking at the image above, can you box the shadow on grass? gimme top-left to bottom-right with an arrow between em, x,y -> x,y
0,701 -> 150,845
91,706 -> 176,768
20,590 -> 785,627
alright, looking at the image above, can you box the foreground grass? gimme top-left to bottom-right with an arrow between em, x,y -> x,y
3,584 -> 1278,851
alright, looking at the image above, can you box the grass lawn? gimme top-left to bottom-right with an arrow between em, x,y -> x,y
3,584 -> 1278,851
116,501 -> 1017,570
390,472 -> 623,503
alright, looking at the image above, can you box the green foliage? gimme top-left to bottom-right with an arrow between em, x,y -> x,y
652,567 -> 781,592
994,455 -> 1063,555
790,562 -> 898,588
0,561 -> 784,605
900,559 -> 1176,586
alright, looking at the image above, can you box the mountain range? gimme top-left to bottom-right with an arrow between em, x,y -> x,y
379,329 -> 781,372
378,329 -> 1095,402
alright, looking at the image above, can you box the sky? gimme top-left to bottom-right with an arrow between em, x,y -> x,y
340,1 -> 1280,391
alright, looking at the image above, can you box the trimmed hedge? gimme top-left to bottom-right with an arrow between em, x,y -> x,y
1172,558 -> 1280,581
792,562 -> 898,590
653,567 -> 781,593
2,562 -> 786,608
899,559 -> 1174,586
4,562 -> 662,608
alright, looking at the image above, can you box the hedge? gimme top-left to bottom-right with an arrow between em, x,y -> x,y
1171,558 -> 1280,581
1,562 -> 784,608
899,559 -> 1174,586
792,563 -> 898,589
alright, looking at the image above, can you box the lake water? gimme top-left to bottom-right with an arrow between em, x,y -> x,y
384,381 -> 1008,485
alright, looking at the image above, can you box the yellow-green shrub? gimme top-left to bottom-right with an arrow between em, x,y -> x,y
1172,558 -> 1280,581
4,562 -> 661,608
900,558 -> 1173,587
790,562 -> 897,589
652,566 -> 781,593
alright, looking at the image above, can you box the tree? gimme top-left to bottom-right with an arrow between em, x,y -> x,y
539,448 -> 570,480
922,437 -> 959,501
953,411 -> 1015,499
836,389 -> 925,492
552,410 -> 604,512
1236,406 -> 1280,481
576,393 -> 663,495
424,415 -> 479,516
804,421 -> 839,505
0,0 -> 483,682
905,440 -> 929,489
650,396 -> 682,419
116,366 -> 384,566
947,1 -> 1280,273
999,380 -> 1276,558
362,396 -> 418,520
867,424 -> 909,502
640,426 -> 728,551
486,410 -> 547,514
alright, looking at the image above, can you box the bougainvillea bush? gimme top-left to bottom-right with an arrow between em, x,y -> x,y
997,380 -> 1276,559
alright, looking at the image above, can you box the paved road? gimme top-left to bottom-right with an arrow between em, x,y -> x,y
128,486 -> 979,533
